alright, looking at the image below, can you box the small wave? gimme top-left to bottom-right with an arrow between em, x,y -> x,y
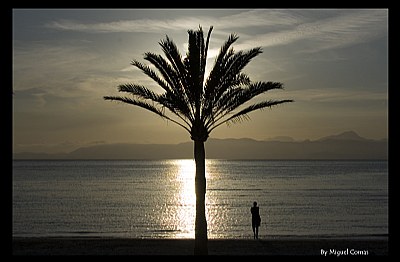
151,229 -> 181,233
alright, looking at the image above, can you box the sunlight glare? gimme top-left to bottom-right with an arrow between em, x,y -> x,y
172,159 -> 217,239
174,159 -> 196,238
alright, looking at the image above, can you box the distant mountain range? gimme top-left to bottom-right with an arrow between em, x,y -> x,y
13,131 -> 388,160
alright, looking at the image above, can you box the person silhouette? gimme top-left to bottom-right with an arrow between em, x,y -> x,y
250,201 -> 261,239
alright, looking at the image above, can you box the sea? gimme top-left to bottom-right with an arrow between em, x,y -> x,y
12,159 -> 388,239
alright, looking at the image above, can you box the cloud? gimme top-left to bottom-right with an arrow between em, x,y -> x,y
13,42 -> 99,89
45,9 -> 387,56
44,9 -> 299,33
13,40 -> 125,102
235,9 -> 387,52
46,17 -> 208,33
213,9 -> 302,29
285,87 -> 388,103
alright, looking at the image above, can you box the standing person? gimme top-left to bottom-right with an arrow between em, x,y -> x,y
251,201 -> 261,239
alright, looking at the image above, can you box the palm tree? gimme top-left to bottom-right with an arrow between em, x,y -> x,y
104,26 -> 293,255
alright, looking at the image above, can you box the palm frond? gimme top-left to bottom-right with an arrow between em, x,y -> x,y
223,81 -> 284,113
203,26 -> 213,73
159,36 -> 188,88
202,47 -> 263,123
185,28 -> 203,108
142,52 -> 195,119
130,60 -> 171,93
143,52 -> 181,94
158,93 -> 194,125
158,36 -> 194,116
118,84 -> 162,101
201,73 -> 250,122
159,36 -> 185,75
209,99 -> 294,132
103,95 -> 191,133
223,48 -> 262,78
117,84 -> 194,125
205,81 -> 284,129
203,35 -> 238,102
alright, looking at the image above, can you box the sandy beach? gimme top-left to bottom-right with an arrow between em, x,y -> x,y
12,236 -> 389,256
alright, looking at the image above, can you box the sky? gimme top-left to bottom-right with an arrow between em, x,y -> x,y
12,8 -> 388,154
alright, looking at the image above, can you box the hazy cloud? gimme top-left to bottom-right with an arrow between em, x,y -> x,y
287,88 -> 388,103
45,9 -> 387,52
235,9 -> 387,51
45,9 -> 297,33
46,17 -> 207,33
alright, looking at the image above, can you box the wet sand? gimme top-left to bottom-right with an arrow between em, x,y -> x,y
12,236 -> 389,256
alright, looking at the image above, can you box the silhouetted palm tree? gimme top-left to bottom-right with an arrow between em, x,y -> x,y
104,26 -> 293,255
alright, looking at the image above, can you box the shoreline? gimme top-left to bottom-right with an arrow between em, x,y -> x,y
12,236 -> 389,256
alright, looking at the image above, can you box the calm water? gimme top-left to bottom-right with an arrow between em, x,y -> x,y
12,160 -> 388,239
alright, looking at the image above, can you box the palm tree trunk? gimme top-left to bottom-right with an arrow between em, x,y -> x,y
193,140 -> 208,255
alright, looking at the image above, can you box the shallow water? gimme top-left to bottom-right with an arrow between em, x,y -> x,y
13,159 -> 388,239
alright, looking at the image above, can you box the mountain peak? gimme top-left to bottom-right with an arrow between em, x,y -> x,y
318,131 -> 366,141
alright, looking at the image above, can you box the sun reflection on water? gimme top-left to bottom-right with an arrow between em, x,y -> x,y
173,159 -> 196,238
171,159 -> 220,239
